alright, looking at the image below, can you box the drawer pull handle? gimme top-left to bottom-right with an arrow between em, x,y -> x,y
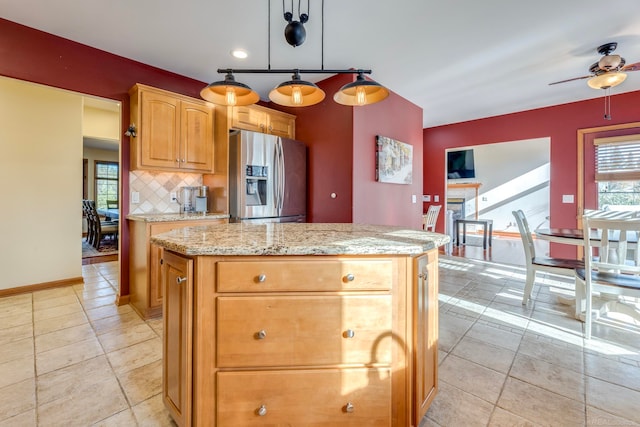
256,405 -> 267,416
255,330 -> 267,340
257,274 -> 267,283
345,273 -> 355,282
176,276 -> 187,285
344,402 -> 354,413
343,329 -> 355,339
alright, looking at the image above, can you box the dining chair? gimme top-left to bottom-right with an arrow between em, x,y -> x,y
85,199 -> 118,249
575,215 -> 640,339
512,210 -> 584,305
423,205 -> 442,231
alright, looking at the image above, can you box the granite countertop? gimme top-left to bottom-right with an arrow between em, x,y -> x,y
127,212 -> 229,222
150,222 -> 450,256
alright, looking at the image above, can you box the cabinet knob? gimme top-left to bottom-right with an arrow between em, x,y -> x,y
344,402 -> 354,413
256,405 -> 267,416
176,276 -> 187,285
268,125 -> 273,132
345,273 -> 355,282
257,274 -> 267,283
255,330 -> 267,340
343,329 -> 355,339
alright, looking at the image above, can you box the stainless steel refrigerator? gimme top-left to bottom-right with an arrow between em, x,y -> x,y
229,130 -> 307,223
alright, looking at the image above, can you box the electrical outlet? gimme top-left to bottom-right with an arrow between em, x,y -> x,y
170,192 -> 177,202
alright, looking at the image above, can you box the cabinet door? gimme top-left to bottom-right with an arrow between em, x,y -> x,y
231,105 -> 267,133
267,111 -> 295,138
413,250 -> 438,423
180,100 -> 214,172
140,90 -> 180,169
162,251 -> 193,427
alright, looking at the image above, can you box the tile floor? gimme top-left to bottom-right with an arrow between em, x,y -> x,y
1,255 -> 639,426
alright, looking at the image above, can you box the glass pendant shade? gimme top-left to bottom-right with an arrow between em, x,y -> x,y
200,73 -> 260,106
268,74 -> 325,107
334,73 -> 389,106
587,72 -> 627,90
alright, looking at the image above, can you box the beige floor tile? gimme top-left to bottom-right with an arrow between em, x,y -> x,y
35,336 -> 104,375
518,333 -> 584,373
585,352 -> 640,393
439,354 -> 506,404
77,285 -> 116,300
32,286 -> 76,301
509,353 -> 585,402
33,293 -> 79,311
132,393 -> 177,427
586,376 -> 640,424
37,355 -> 115,406
0,301 -> 32,321
91,409 -> 137,426
488,407 -> 541,426
118,359 -> 162,406
0,311 -> 32,330
0,337 -> 33,364
34,310 -> 88,336
586,405 -> 639,427
497,377 -> 585,426
0,409 -> 35,427
146,318 -> 163,337
466,322 -> 523,352
0,356 -> 34,389
0,323 -> 33,346
425,380 -> 494,426
107,337 -> 162,375
35,323 -> 96,354
37,374 -> 128,426
81,294 -> 118,311
92,310 -> 146,335
0,293 -> 31,310
0,378 -> 35,422
85,302 -> 133,322
98,322 -> 158,353
451,336 -> 516,374
33,301 -> 83,322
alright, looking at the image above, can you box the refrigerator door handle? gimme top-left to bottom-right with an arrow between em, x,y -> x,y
277,138 -> 286,213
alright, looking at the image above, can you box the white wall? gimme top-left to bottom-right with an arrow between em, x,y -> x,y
0,77 -> 83,289
447,137 -> 550,232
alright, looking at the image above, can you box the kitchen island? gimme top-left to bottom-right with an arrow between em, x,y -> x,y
151,223 -> 449,427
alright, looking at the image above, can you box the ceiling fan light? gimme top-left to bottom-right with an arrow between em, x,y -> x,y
598,54 -> 622,71
587,72 -> 627,90
334,73 -> 389,106
268,74 -> 325,107
200,73 -> 260,106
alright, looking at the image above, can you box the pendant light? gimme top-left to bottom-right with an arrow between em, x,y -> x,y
334,72 -> 389,106
268,71 -> 325,106
200,72 -> 260,106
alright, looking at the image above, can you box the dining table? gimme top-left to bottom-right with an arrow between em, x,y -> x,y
96,208 -> 119,221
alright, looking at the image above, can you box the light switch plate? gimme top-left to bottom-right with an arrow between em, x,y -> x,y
412,195 -> 417,203
434,195 -> 440,202
131,191 -> 140,204
562,194 -> 574,203
423,195 -> 431,202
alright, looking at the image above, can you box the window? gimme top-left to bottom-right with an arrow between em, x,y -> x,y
94,161 -> 118,210
595,135 -> 640,210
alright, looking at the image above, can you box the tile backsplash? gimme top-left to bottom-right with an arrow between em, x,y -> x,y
129,170 -> 202,214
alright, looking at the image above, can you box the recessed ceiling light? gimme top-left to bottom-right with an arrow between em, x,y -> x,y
231,49 -> 248,59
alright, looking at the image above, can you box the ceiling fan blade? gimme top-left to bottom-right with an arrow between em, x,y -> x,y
548,75 -> 591,85
621,61 -> 640,72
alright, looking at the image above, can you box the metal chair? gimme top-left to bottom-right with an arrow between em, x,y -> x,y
512,210 -> 583,305
422,205 -> 442,231
575,215 -> 640,339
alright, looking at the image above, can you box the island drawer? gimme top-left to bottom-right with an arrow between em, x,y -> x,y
217,368 -> 392,426
216,258 -> 394,292
216,295 -> 392,367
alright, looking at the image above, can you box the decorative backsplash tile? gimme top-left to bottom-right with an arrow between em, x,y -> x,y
129,171 -> 202,214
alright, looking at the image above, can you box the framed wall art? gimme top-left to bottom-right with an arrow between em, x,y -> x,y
375,135 -> 413,184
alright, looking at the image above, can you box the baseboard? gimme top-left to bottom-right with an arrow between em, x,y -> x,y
116,294 -> 130,306
0,276 -> 84,297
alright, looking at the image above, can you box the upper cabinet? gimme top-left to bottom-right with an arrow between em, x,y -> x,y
129,84 -> 214,172
231,104 -> 295,138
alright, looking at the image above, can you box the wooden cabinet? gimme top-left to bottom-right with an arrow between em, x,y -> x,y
162,250 -> 193,427
230,104 -> 295,138
129,218 -> 226,319
130,84 -> 215,172
161,251 -> 439,426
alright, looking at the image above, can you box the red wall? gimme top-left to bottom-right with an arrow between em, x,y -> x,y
423,91 -> 640,256
0,18 -> 209,296
279,74 -> 424,227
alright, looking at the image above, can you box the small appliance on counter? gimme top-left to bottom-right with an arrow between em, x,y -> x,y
195,185 -> 208,213
178,185 -> 209,213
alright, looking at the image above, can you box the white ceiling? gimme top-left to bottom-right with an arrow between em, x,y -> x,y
3,0 -> 640,128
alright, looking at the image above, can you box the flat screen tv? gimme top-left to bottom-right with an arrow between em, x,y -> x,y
447,149 -> 475,179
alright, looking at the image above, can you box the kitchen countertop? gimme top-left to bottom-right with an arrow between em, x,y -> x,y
151,222 -> 450,256
127,212 -> 229,222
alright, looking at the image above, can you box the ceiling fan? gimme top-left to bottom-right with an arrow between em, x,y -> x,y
549,42 -> 640,89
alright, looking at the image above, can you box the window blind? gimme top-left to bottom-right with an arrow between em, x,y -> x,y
595,138 -> 640,181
